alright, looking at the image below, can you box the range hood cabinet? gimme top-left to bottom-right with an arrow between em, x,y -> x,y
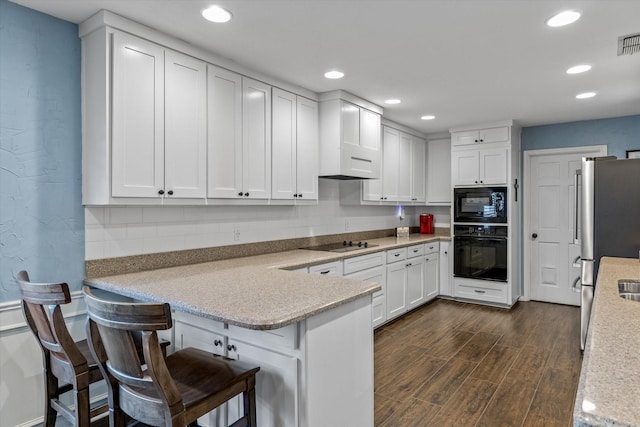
318,91 -> 383,180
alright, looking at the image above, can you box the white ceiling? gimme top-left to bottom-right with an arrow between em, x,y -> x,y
12,0 -> 640,135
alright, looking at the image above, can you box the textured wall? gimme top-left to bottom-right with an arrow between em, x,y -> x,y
522,115 -> 640,158
0,0 -> 84,302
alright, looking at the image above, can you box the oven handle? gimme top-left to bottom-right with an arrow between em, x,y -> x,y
454,236 -> 507,241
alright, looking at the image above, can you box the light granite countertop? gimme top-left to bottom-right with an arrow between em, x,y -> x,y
85,234 -> 447,330
574,256 -> 640,427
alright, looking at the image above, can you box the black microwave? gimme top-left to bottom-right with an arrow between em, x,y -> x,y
454,187 -> 507,223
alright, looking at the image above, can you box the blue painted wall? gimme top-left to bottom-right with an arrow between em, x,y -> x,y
522,115 -> 640,159
0,0 -> 84,302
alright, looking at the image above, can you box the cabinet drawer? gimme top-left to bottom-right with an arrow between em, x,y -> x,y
454,279 -> 508,304
407,244 -> 425,258
309,260 -> 343,276
174,321 -> 226,356
343,251 -> 384,274
386,247 -> 407,263
228,323 -> 299,350
424,242 -> 439,255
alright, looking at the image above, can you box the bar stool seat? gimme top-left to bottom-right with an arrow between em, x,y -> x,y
83,286 -> 260,427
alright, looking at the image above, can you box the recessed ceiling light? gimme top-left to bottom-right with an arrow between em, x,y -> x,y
324,70 -> 344,79
576,92 -> 596,99
421,115 -> 435,120
567,64 -> 592,74
202,6 -> 232,23
546,10 -> 581,27
385,99 -> 401,105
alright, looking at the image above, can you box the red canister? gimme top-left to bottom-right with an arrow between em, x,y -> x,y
420,213 -> 434,234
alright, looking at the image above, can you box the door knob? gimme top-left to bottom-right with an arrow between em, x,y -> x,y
532,233 -> 538,239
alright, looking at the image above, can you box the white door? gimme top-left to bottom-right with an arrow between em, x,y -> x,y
451,150 -> 480,186
385,262 -> 407,320
381,127 -> 399,201
411,138 -> 426,202
424,254 -> 439,300
479,148 -> 508,185
525,145 -> 607,305
406,257 -> 425,309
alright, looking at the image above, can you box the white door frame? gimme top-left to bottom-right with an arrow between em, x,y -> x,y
522,145 -> 607,301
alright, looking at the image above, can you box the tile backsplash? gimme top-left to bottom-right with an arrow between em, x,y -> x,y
85,180 -> 450,260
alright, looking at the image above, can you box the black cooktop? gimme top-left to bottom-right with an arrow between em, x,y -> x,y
302,241 -> 379,253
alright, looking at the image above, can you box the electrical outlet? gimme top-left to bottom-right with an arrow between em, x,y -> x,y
233,228 -> 240,241
345,220 -> 350,231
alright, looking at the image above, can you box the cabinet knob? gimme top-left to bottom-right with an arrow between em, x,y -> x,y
227,344 -> 237,352
293,194 -> 298,198
298,194 -> 303,198
406,263 -> 412,267
238,192 -> 243,196
480,180 -> 484,184
475,180 -> 478,184
444,251 -> 448,255
244,192 -> 249,197
167,190 -> 174,195
474,139 -> 479,143
532,233 -> 538,239
480,139 -> 484,142
158,189 -> 165,195
214,339 -> 222,347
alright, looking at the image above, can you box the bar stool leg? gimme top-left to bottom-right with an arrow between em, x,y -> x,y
74,387 -> 90,427
44,369 -> 58,427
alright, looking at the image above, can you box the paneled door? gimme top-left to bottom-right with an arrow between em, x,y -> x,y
525,146 -> 607,305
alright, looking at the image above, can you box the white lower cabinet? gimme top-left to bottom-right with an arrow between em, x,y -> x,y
172,296 -> 373,427
425,252 -> 439,301
438,241 -> 451,296
343,252 -> 386,328
308,260 -> 343,276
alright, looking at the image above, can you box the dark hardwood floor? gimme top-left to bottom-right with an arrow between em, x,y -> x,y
374,298 -> 582,427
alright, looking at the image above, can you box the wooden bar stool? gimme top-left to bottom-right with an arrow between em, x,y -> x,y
16,270 -> 109,427
83,286 -> 260,427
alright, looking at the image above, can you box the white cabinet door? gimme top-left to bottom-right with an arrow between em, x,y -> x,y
386,261 -> 407,320
111,32 -> 164,198
451,130 -> 479,146
411,137 -> 426,203
295,97 -> 318,200
271,88 -> 297,200
344,265 -> 386,328
406,257 -> 426,309
359,107 -> 381,151
452,150 -> 480,186
227,339 -> 299,427
341,101 -> 360,147
397,132 -> 412,202
372,295 -> 386,328
425,253 -> 439,301
427,138 -> 451,204
479,126 -> 509,144
174,321 -> 226,356
207,65 -> 243,198
164,50 -> 207,198
439,241 -> 451,296
479,148 -> 508,185
242,78 -> 271,199
381,126 -> 399,201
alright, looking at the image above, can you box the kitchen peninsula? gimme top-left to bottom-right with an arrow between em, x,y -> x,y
574,257 -> 640,427
85,233 -> 446,427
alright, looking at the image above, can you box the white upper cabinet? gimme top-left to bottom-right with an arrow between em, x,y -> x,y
110,32 -> 206,200
318,91 -> 382,179
207,72 -> 271,200
451,124 -> 511,186
242,78 -> 272,200
164,50 -> 207,198
451,126 -> 509,146
271,88 -> 318,201
111,32 -> 165,198
381,127 -> 400,201
207,65 -> 243,199
410,137 -> 427,203
426,138 -> 451,204
397,132 -> 412,202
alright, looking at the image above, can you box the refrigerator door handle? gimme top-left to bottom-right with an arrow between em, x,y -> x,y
574,169 -> 581,244
581,158 -> 595,260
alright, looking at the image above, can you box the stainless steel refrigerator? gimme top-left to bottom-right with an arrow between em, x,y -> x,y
580,156 -> 640,350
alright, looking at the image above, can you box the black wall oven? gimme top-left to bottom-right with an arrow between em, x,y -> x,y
454,225 -> 508,282
454,187 -> 507,223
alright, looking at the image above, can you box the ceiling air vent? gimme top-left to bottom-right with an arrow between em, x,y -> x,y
618,33 -> 640,56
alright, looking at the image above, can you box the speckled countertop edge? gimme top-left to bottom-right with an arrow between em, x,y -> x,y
85,234 -> 449,330
573,257 -> 640,427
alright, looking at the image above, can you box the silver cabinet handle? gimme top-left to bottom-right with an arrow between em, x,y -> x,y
320,270 -> 330,275
574,169 -> 581,244
474,289 -> 486,294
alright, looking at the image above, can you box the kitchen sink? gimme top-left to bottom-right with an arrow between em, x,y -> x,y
618,280 -> 640,301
